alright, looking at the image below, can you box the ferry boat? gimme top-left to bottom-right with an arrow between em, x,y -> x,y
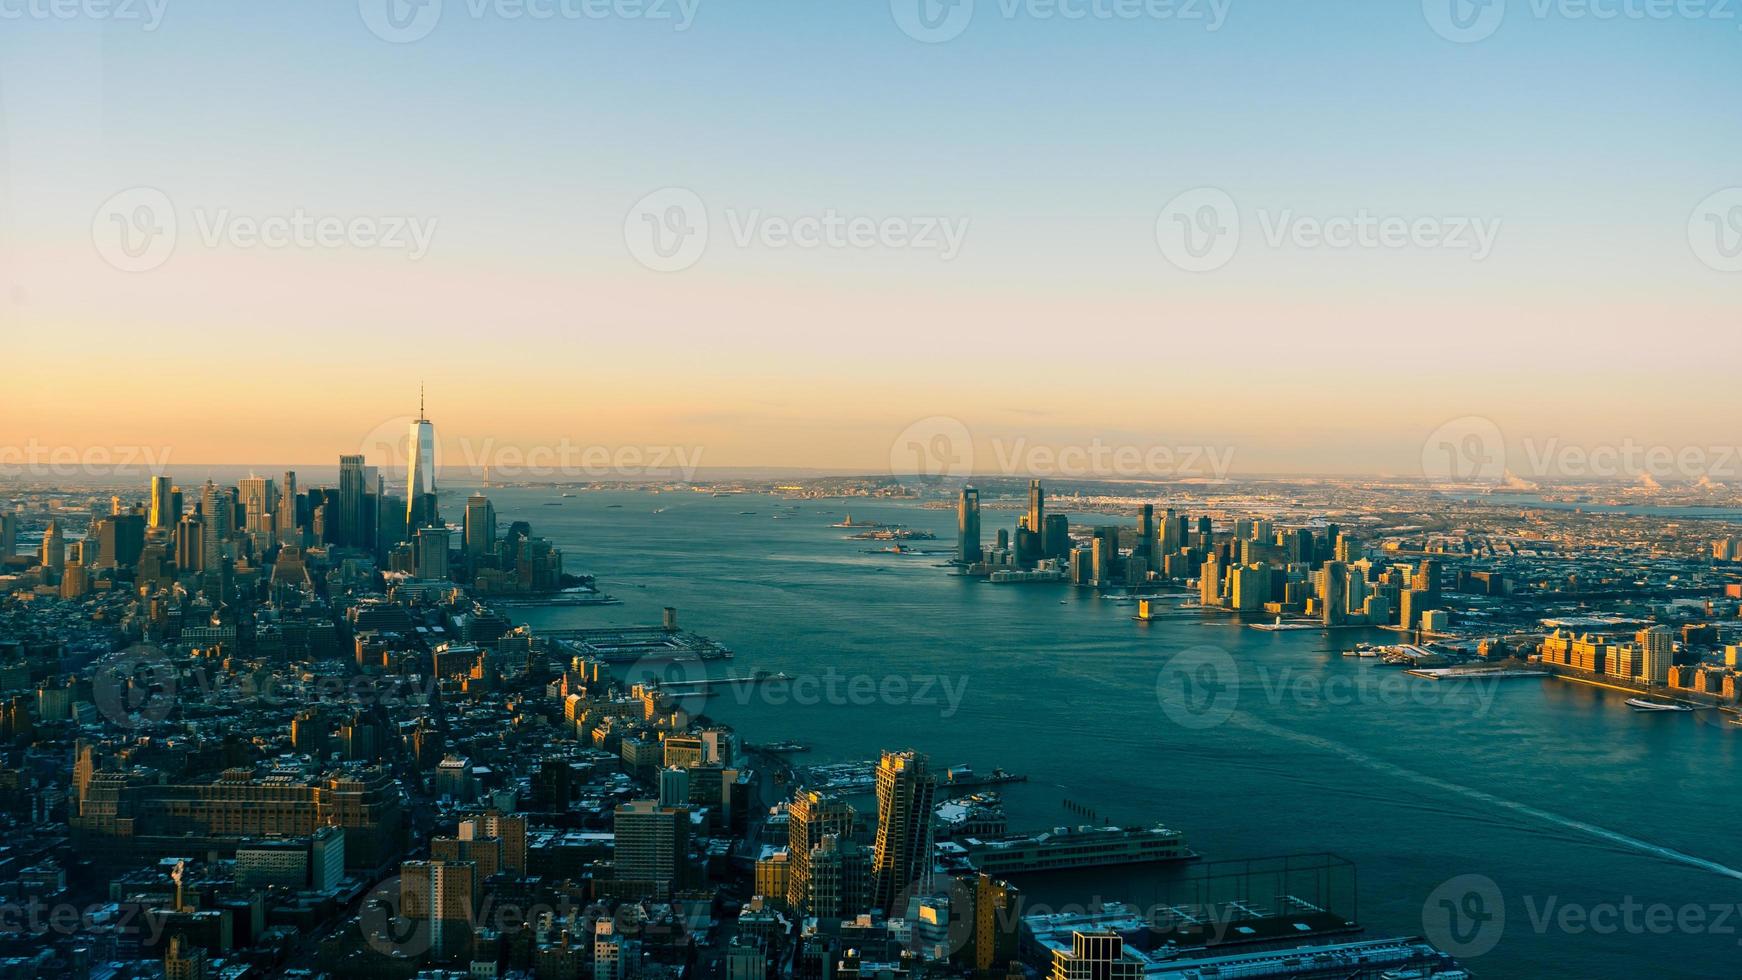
1626,698 -> 1693,712
949,823 -> 1194,875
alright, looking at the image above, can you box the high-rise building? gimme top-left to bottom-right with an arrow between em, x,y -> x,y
175,516 -> 204,573
1027,480 -> 1044,545
0,512 -> 15,561
806,833 -> 872,919
418,527 -> 452,581
1320,561 -> 1349,627
1136,505 -> 1154,569
149,476 -> 176,530
613,799 -> 690,897
659,766 -> 691,807
967,874 -> 1021,973
787,790 -> 857,910
338,455 -> 367,549
464,494 -> 496,559
40,520 -> 64,571
957,486 -> 982,565
402,859 -> 477,962
408,391 -> 439,530
240,476 -> 276,537
1637,626 -> 1674,686
201,481 -> 231,572
870,750 -> 935,913
278,471 -> 302,546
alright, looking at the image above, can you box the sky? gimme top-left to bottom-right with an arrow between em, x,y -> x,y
1,0 -> 1739,479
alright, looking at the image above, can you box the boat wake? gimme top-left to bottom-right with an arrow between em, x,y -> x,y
1227,712 -> 1742,882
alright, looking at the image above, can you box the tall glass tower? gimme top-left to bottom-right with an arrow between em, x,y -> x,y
407,387 -> 438,530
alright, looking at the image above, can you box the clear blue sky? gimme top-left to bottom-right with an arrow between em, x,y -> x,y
3,0 -> 1739,473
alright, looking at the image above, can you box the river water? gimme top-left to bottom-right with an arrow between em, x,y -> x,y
486,487 -> 1742,979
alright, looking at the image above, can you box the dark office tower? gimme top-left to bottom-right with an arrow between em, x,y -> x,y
1042,513 -> 1071,561
1321,561 -> 1350,627
870,750 -> 935,914
465,494 -> 497,559
956,487 -> 983,564
995,528 -> 1009,552
95,514 -> 145,568
1027,480 -> 1045,542
176,516 -> 204,573
1196,515 -> 1212,543
0,513 -> 14,560
148,476 -> 175,530
338,455 -> 367,548
1136,505 -> 1154,566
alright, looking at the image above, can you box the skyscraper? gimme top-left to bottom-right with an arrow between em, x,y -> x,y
465,494 -> 496,559
1027,480 -> 1045,544
0,513 -> 14,561
613,799 -> 690,897
149,476 -> 176,530
338,455 -> 367,549
1136,504 -> 1154,569
956,486 -> 982,565
870,750 -> 935,913
240,476 -> 276,537
408,389 -> 438,531
40,520 -> 64,571
200,481 -> 230,572
787,789 -> 857,910
1637,626 -> 1674,686
278,471 -> 302,546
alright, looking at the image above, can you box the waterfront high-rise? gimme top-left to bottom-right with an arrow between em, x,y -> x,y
464,494 -> 496,559
1136,504 -> 1154,569
788,790 -> 857,910
1637,626 -> 1674,686
408,391 -> 439,531
957,486 -> 982,564
1320,561 -> 1349,627
1027,480 -> 1045,544
870,749 -> 936,914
